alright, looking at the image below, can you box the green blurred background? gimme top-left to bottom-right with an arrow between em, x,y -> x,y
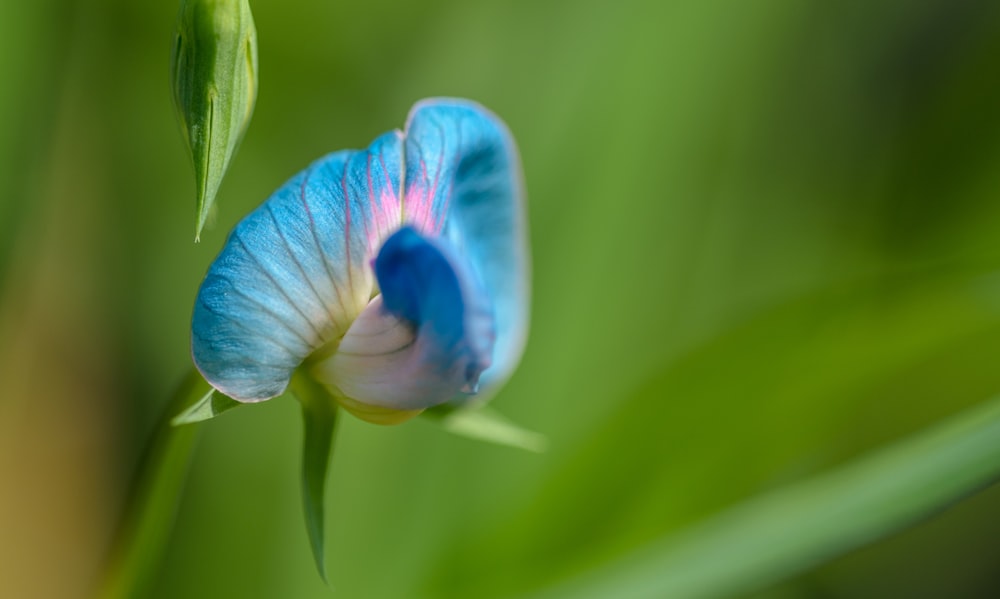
3,0 -> 1000,597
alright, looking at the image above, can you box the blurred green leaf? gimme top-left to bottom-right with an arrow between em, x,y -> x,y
172,386 -> 243,425
0,1 -> 66,281
171,0 -> 258,240
292,373 -> 340,583
429,273 -> 1000,597
424,405 -> 547,453
525,394 -> 1000,599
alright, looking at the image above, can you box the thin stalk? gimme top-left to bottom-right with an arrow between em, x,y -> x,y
96,370 -> 207,599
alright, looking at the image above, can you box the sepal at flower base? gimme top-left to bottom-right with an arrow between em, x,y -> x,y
423,404 -> 547,453
290,373 -> 339,583
171,386 -> 244,426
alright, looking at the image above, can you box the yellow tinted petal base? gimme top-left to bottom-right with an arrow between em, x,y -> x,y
335,394 -> 423,425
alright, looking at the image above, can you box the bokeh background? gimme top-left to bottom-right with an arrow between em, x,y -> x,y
3,0 -> 1000,597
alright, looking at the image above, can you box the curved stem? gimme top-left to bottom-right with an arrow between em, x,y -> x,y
96,370 -> 207,599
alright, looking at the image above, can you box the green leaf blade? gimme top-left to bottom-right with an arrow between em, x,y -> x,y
525,395 -> 1000,599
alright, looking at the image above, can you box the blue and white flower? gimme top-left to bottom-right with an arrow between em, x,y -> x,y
191,99 -> 529,424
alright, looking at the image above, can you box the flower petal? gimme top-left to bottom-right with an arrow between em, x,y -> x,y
402,99 -> 530,402
192,132 -> 403,401
313,227 -> 494,420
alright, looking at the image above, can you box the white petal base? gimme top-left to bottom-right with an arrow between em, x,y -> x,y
310,295 -> 476,422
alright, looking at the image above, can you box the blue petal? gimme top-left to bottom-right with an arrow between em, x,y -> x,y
192,99 -> 529,410
192,132 -> 403,401
402,99 -> 530,403
313,227 -> 495,416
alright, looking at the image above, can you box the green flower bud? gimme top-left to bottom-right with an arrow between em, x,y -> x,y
171,0 -> 258,241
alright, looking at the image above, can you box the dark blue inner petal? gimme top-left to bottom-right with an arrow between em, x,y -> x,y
374,226 -> 495,392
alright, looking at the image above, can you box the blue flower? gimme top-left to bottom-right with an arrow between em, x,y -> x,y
191,99 -> 529,424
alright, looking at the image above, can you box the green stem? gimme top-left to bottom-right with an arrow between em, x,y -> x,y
96,370 -> 208,599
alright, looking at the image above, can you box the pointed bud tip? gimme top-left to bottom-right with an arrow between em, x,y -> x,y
172,0 -> 257,240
